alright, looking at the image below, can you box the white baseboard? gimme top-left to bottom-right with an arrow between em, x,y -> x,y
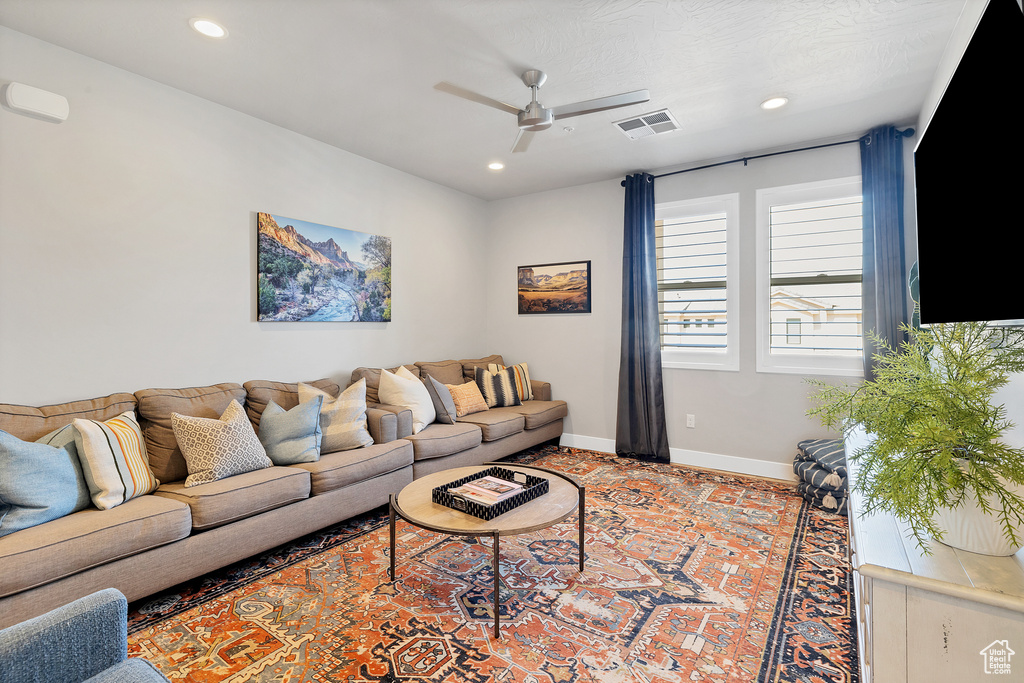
559,433 -> 797,482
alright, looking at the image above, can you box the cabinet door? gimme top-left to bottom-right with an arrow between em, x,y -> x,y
870,580 -> 908,683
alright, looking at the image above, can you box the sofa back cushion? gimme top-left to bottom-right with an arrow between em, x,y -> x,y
243,378 -> 340,431
460,355 -> 504,382
134,383 -> 246,484
0,393 -> 137,442
414,359 -> 465,386
350,365 -> 419,405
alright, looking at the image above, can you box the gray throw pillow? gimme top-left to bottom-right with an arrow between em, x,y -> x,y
258,397 -> 324,465
424,375 -> 457,424
0,424 -> 92,537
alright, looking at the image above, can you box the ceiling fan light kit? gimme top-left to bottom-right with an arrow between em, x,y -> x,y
435,69 -> 649,153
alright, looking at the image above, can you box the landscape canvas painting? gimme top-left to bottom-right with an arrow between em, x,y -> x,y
257,212 -> 391,322
518,260 -> 591,314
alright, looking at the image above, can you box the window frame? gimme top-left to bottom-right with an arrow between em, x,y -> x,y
755,177 -> 864,377
656,194 -> 740,371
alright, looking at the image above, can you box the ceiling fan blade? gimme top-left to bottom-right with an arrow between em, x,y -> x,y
434,82 -> 522,116
511,129 -> 535,153
550,89 -> 650,120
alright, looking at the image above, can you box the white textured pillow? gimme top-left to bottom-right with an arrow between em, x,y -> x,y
171,400 -> 272,487
298,380 -> 374,453
379,366 -> 436,434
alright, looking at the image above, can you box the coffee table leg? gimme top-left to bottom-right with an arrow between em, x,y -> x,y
492,531 -> 500,638
579,486 -> 586,572
389,494 -> 397,580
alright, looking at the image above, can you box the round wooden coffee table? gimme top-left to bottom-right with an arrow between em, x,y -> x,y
388,462 -> 585,637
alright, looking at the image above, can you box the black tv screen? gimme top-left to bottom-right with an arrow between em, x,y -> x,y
913,0 -> 1024,324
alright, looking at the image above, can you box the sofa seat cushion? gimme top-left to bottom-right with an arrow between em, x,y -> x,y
0,495 -> 191,599
509,400 -> 568,430
403,423 -> 482,461
457,408 -> 525,442
153,467 -> 310,531
292,441 -> 413,495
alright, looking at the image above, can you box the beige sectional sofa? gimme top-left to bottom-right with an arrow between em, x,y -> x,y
352,355 -> 567,478
0,355 -> 566,629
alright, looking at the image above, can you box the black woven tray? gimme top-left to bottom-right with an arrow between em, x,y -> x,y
433,466 -> 549,520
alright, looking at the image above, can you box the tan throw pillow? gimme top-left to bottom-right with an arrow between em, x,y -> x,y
171,400 -> 272,487
298,380 -> 374,453
446,381 -> 489,417
379,366 -> 436,434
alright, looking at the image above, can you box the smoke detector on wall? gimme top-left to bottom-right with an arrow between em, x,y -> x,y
614,109 -> 679,140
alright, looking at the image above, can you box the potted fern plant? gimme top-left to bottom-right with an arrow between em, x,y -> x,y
808,320 -> 1024,555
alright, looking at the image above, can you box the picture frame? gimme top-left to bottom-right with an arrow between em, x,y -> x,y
257,212 -> 391,322
517,260 -> 591,314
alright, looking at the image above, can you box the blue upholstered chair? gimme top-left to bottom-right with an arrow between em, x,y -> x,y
0,588 -> 168,683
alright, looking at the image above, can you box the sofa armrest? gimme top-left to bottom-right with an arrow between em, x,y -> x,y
83,658 -> 169,683
0,588 -> 128,683
365,407 -> 397,444
530,380 -> 552,402
369,403 -> 414,439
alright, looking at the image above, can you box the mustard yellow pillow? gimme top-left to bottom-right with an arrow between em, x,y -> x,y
445,381 -> 488,417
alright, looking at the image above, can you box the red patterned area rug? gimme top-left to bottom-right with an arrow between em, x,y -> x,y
127,446 -> 858,682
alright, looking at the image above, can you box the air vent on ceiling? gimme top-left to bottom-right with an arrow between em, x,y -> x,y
614,108 -> 680,140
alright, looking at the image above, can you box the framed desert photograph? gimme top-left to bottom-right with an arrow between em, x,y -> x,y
257,212 -> 391,322
518,260 -> 591,314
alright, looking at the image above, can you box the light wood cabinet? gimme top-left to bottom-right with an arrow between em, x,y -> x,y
846,431 -> 1024,682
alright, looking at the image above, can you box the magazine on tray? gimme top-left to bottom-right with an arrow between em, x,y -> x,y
448,485 -> 503,507
462,475 -> 523,499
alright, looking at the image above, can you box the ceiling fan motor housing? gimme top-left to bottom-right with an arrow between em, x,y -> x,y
518,101 -> 553,131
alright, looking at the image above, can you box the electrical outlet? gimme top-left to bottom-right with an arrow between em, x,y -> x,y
686,414 -> 696,429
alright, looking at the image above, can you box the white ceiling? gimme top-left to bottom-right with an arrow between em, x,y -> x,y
0,0 -> 968,201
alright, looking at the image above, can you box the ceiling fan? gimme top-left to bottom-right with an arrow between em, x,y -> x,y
435,69 -> 650,153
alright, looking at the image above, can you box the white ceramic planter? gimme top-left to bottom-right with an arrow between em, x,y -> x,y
932,480 -> 1024,556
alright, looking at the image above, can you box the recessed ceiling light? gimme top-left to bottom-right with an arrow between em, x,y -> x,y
760,96 -> 789,110
189,18 -> 228,38
488,162 -> 505,171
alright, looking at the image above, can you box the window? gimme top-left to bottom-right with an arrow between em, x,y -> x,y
756,177 -> 863,375
656,195 -> 739,370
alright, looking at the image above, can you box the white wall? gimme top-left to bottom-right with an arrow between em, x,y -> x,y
0,27 -> 488,405
485,180 -> 625,442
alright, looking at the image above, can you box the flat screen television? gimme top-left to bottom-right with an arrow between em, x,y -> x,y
913,0 -> 1024,324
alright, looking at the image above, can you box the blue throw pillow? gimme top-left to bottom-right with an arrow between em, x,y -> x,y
258,397 -> 324,465
0,425 -> 92,537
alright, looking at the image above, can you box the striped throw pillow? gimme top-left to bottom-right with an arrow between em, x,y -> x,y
299,379 -> 374,452
486,362 -> 533,401
73,411 -> 159,509
445,381 -> 489,417
475,366 -> 522,408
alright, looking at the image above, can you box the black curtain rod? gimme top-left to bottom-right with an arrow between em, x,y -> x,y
652,137 -> 865,180
621,127 -> 913,185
